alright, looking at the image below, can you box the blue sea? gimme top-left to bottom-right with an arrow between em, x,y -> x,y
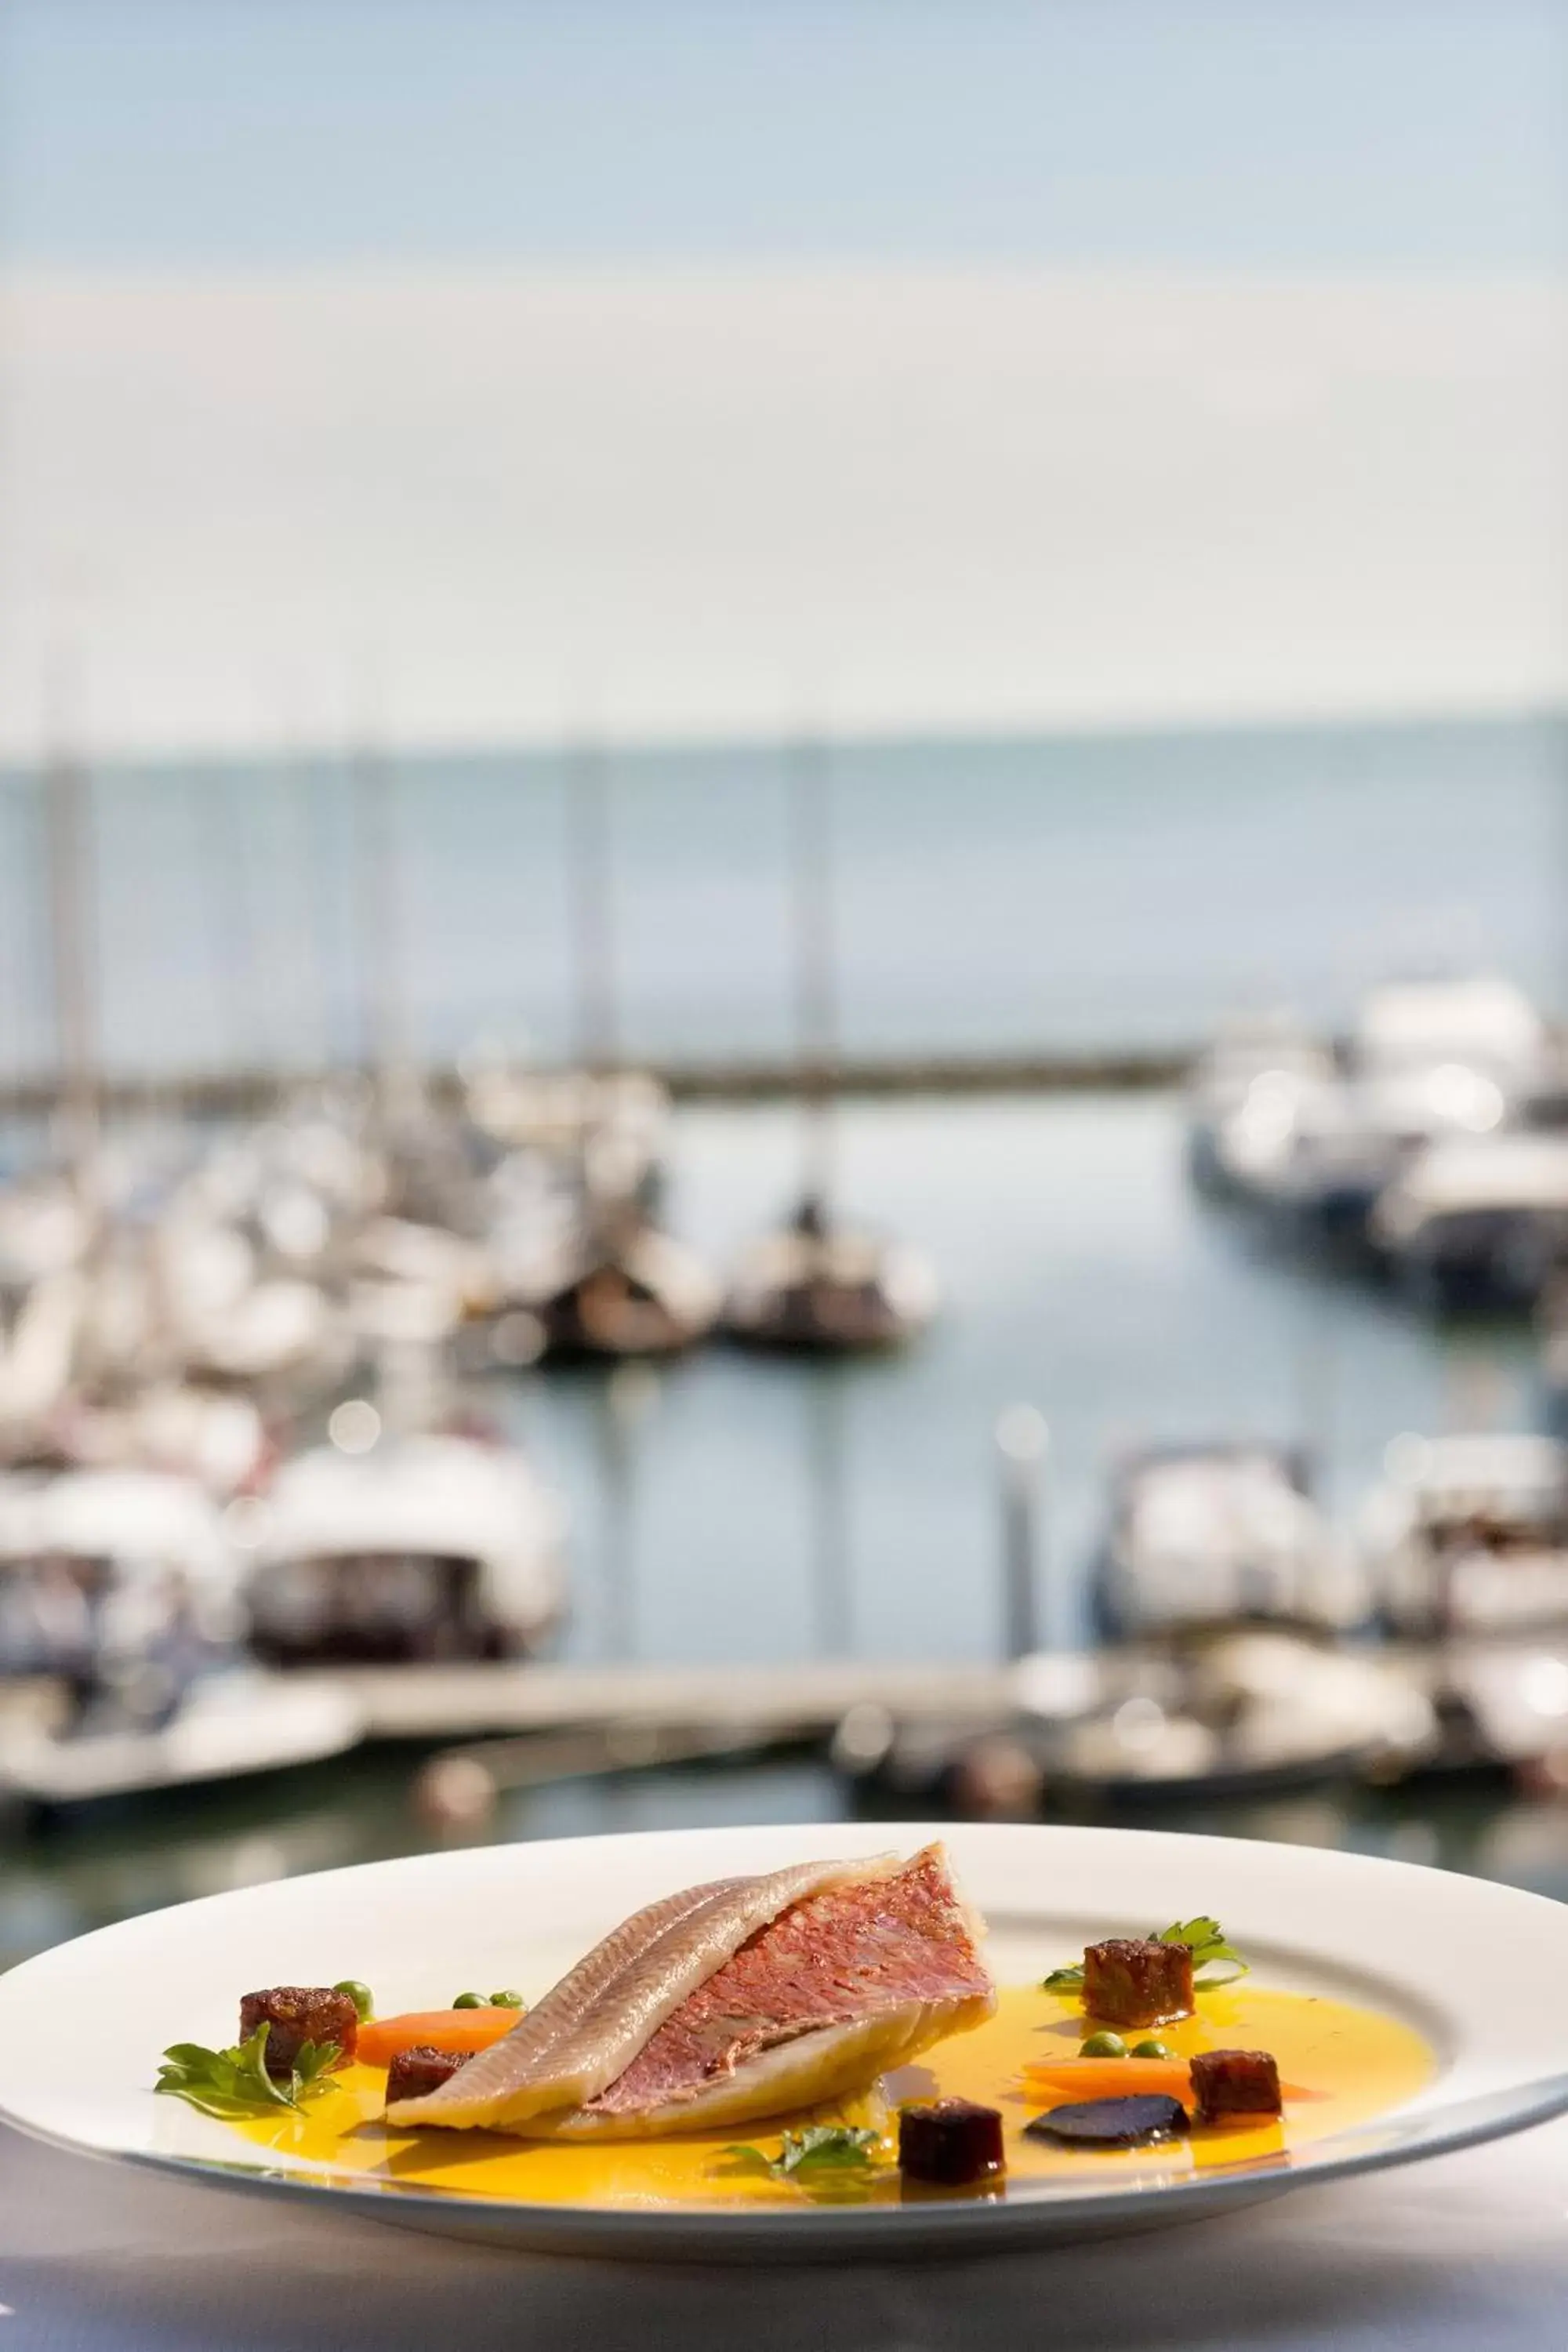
0,710 -> 1564,1079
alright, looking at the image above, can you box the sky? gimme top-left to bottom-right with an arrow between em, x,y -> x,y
1,1 -> 1565,753
6,0 -> 1566,271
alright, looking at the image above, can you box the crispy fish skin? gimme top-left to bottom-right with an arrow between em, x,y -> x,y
554,1841 -> 993,2139
387,1854 -> 898,2131
554,1996 -> 995,2140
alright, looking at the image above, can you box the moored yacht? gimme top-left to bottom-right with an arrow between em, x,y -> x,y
1185,1016 -> 1334,1198
1370,1134 -> 1568,1310
240,1428 -> 566,1665
1359,1432 -> 1568,1638
721,1195 -> 937,1353
1091,1442 -> 1368,1640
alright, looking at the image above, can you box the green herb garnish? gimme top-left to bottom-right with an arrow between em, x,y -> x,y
154,2024 -> 342,2121
1155,1915 -> 1249,1986
1043,1914 -> 1250,1995
721,2125 -> 884,2182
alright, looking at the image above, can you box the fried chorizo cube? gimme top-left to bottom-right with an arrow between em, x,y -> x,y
898,2097 -> 1006,2186
1080,1936 -> 1194,2027
1190,2047 -> 1281,2125
386,2045 -> 470,2105
238,1986 -> 358,2075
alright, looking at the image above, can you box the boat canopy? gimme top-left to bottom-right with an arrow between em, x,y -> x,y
0,1468 -> 233,1584
1354,977 -> 1547,1076
248,1435 -> 564,1624
1373,1432 -> 1568,1523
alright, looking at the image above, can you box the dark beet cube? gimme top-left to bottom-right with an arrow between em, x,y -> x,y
898,2097 -> 1006,2186
1081,1937 -> 1193,2028
1190,2048 -> 1281,2125
238,1986 -> 358,2075
386,2044 -> 471,2105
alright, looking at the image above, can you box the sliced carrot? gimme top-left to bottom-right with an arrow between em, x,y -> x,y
1023,2056 -> 1319,2105
356,2008 -> 524,2067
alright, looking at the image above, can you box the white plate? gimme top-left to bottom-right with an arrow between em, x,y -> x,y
2,1820 -> 1568,2261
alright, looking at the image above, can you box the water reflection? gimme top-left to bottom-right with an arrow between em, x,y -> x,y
5,1093 -> 1564,1971
9,1747 -> 1568,1974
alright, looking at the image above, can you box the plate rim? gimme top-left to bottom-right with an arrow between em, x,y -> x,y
5,1819 -> 1568,2254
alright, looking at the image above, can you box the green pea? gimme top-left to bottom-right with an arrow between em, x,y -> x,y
1078,2031 -> 1127,2058
489,1991 -> 524,2009
1129,2038 -> 1174,2060
452,1991 -> 485,2009
333,1979 -> 374,2023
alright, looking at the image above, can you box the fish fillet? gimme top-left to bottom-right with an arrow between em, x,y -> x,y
389,1842 -> 994,2138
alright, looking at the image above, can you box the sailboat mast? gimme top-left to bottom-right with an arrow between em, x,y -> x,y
788,735 -> 838,1208
567,739 -> 618,1075
351,725 -> 412,1124
43,683 -> 100,1195
283,728 -> 332,1080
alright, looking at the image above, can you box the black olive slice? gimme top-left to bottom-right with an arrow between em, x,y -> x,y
1024,2093 -> 1190,2148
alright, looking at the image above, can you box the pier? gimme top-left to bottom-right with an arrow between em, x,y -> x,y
0,1045 -> 1192,1125
331,1656 -> 1022,1744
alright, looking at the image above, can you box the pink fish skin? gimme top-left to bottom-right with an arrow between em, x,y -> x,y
389,1843 -> 995,2140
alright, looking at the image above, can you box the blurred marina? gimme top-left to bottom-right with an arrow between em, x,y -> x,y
7,711 -> 1568,1958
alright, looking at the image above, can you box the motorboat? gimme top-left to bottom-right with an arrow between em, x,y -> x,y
1287,976 -> 1558,1237
721,1196 -> 937,1352
240,1429 -> 566,1665
1359,1432 -> 1568,1638
1189,976 -> 1555,1241
840,1632 -> 1433,1815
1236,1063 -> 1510,1239
1091,1443 -> 1368,1640
1353,976 -> 1557,1101
0,1666 -> 363,1811
1185,1017 -> 1335,1198
1425,1641 -> 1568,1777
1370,1134 -> 1568,1310
0,1465 -> 248,1780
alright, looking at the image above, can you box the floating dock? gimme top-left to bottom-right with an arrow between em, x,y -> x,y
332,1656 -> 1022,1744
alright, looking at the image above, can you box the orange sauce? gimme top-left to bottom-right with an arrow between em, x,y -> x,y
218,1981 -> 1436,2211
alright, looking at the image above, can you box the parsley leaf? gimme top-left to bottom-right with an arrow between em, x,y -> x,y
155,2024 -> 343,2120
1155,1916 -> 1250,1986
721,2125 -> 884,2182
1041,1915 -> 1250,1995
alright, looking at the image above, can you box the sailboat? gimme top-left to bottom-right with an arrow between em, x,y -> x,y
721,739 -> 936,1352
474,739 -> 718,1363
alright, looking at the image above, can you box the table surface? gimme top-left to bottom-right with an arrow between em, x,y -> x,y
2,2114 -> 1566,2352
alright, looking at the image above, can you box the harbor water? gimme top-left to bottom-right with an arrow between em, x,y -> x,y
6,1085 -> 1564,1969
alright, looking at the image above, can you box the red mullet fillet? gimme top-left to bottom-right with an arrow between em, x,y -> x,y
387,1842 -> 994,2138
